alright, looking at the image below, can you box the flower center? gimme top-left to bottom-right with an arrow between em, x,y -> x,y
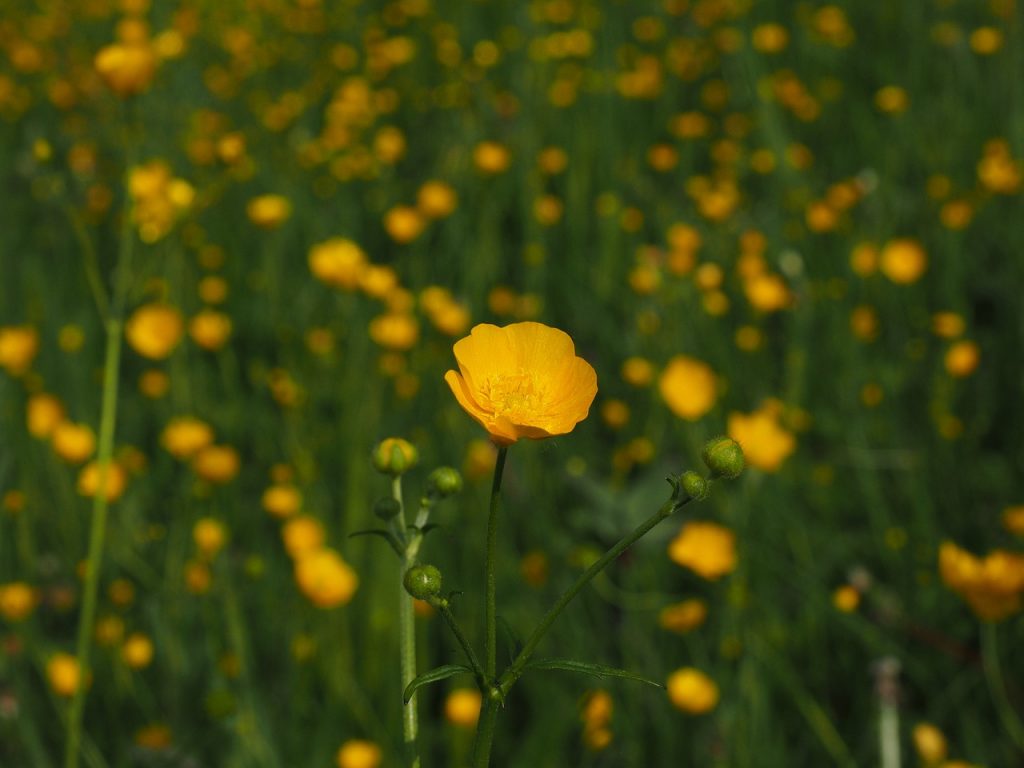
481,370 -> 546,422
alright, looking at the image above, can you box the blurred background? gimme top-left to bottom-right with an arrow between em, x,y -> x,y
1,0 -> 1023,765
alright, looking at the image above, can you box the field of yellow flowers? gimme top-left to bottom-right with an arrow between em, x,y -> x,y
2,0 -> 1024,766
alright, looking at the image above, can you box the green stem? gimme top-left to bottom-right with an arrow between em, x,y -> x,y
484,447 -> 508,681
470,697 -> 500,768
500,497 -> 682,692
394,475 -> 420,768
438,603 -> 486,688
64,151 -> 135,768
981,621 -> 1024,752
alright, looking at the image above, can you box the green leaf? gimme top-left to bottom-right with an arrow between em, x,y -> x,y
523,659 -> 663,688
497,616 -> 523,663
403,664 -> 473,703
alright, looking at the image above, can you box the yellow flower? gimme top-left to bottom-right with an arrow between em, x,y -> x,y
0,582 -> 37,622
369,313 -> 419,351
336,740 -> 382,768
667,668 -> 718,714
473,141 -> 511,174
417,180 -> 458,219
384,205 -> 425,243
668,522 -> 737,580
658,356 -> 717,421
193,445 -> 240,484
912,722 -> 948,764
445,689 -> 482,727
193,518 -> 228,558
939,541 -> 1024,621
879,239 -> 927,284
52,421 -> 96,464
94,42 -> 157,96
832,585 -> 860,612
161,417 -> 214,460
727,406 -> 796,472
77,461 -> 128,501
126,304 -> 184,360
944,340 -> 980,378
246,195 -> 291,229
308,238 -> 368,290
282,516 -> 326,559
0,325 -> 39,376
444,322 -> 597,446
1004,506 -> 1024,537
48,653 -> 86,697
189,309 -> 232,351
122,633 -> 154,669
27,393 -> 65,438
263,484 -> 302,518
295,548 -> 358,608
658,599 -> 708,633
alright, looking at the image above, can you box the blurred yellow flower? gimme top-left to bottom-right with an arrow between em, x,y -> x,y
912,722 -> 948,764
309,238 -> 368,290
1004,506 -> 1024,537
658,598 -> 708,633
77,461 -> 128,501
52,421 -> 96,464
621,356 -> 655,387
161,417 -> 214,460
193,517 -> 228,558
246,195 -> 292,229
667,668 -> 718,714
336,740 -> 382,768
94,42 -> 157,96
417,180 -> 458,219
728,406 -> 796,472
832,585 -> 860,612
295,548 -> 358,608
189,309 -> 232,351
263,484 -> 302,518
668,521 -> 736,580
658,355 -> 717,421
282,516 -> 326,559
26,393 -> 65,438
192,445 -> 240,484
0,326 -> 39,376
369,313 -> 419,350
445,688 -> 482,727
48,653 -> 86,697
879,239 -> 927,284
0,582 -> 37,622
444,322 -> 597,446
944,340 -> 980,378
940,541 -> 1024,620
384,205 -> 426,243
473,141 -> 511,174
122,633 -> 154,669
126,304 -> 184,360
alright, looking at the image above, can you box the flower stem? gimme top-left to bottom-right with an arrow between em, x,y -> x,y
500,497 -> 683,693
484,446 -> 508,681
981,621 -> 1024,752
64,162 -> 135,768
470,697 -> 500,768
438,603 -> 486,688
393,475 -> 420,768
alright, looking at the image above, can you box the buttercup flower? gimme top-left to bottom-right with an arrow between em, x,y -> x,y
444,322 -> 597,446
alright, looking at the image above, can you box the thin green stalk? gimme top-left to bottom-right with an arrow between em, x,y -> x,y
63,313 -> 126,768
500,497 -> 682,692
981,621 -> 1024,752
484,447 -> 508,681
394,475 -> 421,768
64,141 -> 135,768
437,603 -> 486,688
470,697 -> 500,768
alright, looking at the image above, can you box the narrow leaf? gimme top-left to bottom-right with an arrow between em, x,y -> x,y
524,659 -> 663,688
403,664 -> 473,703
348,528 -> 402,554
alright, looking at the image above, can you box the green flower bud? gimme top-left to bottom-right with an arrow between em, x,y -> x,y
373,438 -> 418,476
403,564 -> 442,601
374,496 -> 401,521
428,467 -> 463,498
701,437 -> 745,480
681,471 -> 709,501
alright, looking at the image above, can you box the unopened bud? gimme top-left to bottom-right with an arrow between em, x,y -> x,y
374,497 -> 401,521
403,564 -> 442,601
680,471 -> 708,501
373,438 -> 418,476
701,437 -> 744,480
428,467 -> 463,498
